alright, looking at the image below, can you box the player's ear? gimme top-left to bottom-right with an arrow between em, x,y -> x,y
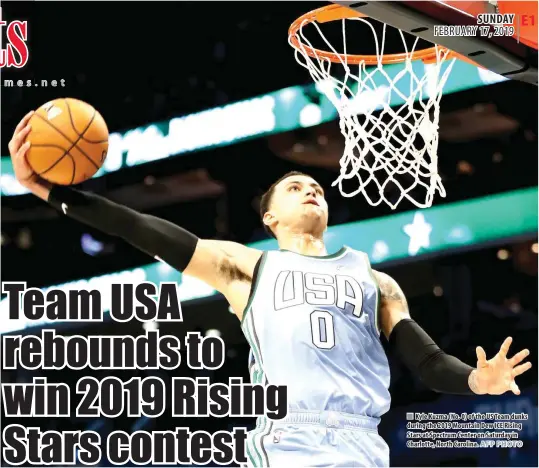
263,211 -> 276,230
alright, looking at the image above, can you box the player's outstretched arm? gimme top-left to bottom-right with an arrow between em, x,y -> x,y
8,112 -> 262,301
374,270 -> 532,396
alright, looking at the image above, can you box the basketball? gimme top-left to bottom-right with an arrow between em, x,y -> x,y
26,98 -> 109,185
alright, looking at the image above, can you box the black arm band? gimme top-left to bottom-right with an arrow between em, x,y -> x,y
48,185 -> 198,272
389,319 -> 474,395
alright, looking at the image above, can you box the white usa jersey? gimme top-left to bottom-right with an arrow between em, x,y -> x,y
241,245 -> 391,419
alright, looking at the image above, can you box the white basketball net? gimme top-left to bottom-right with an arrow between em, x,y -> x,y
289,14 -> 457,209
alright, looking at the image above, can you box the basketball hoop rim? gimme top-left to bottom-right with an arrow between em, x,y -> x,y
288,4 -> 479,66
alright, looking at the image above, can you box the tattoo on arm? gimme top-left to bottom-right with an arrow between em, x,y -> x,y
374,271 -> 409,311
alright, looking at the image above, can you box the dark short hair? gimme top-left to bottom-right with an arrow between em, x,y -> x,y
259,171 -> 311,239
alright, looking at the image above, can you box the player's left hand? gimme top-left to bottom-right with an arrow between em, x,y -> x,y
472,337 -> 531,395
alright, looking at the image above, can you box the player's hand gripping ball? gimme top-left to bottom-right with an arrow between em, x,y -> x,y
25,98 -> 109,185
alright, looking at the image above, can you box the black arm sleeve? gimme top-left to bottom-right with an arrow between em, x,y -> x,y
389,318 -> 474,395
48,185 -> 199,272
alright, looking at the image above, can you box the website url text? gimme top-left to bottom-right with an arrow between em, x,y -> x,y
3,79 -> 66,88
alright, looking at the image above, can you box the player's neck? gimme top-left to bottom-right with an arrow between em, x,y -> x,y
277,233 -> 326,257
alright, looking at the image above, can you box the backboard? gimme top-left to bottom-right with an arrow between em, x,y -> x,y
334,1 -> 538,85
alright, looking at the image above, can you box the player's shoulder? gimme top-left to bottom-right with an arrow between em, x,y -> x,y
370,270 -> 405,300
340,245 -> 370,260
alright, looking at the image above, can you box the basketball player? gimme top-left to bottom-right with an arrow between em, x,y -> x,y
9,112 -> 532,467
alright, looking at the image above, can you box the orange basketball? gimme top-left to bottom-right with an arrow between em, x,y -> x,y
26,98 -> 109,185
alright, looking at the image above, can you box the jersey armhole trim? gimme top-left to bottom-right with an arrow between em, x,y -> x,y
240,251 -> 268,325
363,252 -> 382,336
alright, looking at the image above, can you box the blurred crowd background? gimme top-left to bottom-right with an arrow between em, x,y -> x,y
1,2 -> 537,467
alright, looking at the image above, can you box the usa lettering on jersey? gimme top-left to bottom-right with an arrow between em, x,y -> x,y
0,7 -> 30,68
274,270 -> 364,317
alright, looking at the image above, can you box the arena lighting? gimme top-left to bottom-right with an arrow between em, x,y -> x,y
0,60 -> 506,196
142,321 -> 159,332
299,103 -> 323,127
492,152 -> 503,163
497,249 -> 510,260
457,160 -> 474,175
80,233 -> 105,256
508,301 -> 522,313
433,286 -> 443,297
15,228 -> 32,250
0,187 -> 535,334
